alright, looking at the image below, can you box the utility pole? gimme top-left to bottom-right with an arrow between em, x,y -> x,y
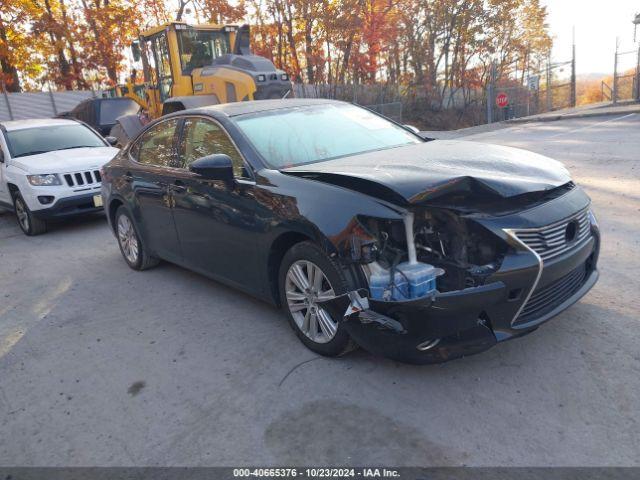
635,43 -> 640,101
613,38 -> 619,104
635,14 -> 640,101
546,54 -> 552,111
48,81 -> 58,116
1,79 -> 14,121
487,61 -> 497,124
570,26 -> 577,107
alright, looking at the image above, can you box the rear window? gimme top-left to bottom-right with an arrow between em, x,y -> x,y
99,99 -> 139,125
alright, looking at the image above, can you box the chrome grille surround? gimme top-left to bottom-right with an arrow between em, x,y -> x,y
511,209 -> 591,261
503,208 -> 592,327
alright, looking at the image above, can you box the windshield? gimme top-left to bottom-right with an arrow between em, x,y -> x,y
177,28 -> 230,74
6,124 -> 105,158
234,104 -> 423,168
99,99 -> 139,125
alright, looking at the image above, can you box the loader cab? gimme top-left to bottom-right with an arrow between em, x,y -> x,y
176,26 -> 231,74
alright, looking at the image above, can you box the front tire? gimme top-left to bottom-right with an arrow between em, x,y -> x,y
13,192 -> 47,236
115,206 -> 159,271
279,241 -> 358,357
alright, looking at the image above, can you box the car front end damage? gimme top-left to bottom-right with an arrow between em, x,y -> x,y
320,185 -> 600,364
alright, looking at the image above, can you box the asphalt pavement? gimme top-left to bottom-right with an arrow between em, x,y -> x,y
0,113 -> 638,466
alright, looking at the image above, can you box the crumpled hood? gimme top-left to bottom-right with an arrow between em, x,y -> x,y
10,147 -> 119,174
281,140 -> 572,205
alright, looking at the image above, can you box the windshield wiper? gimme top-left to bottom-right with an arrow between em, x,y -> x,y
13,150 -> 49,158
54,145 -> 99,151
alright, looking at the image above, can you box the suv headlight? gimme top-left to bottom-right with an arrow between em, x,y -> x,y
27,174 -> 61,186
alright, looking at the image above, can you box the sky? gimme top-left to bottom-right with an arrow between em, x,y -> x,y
544,0 -> 640,75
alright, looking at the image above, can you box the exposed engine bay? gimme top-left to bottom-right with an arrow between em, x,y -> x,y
356,209 -> 508,297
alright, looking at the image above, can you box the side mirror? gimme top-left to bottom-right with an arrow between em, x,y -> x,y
189,154 -> 234,181
403,124 -> 420,134
105,136 -> 118,146
0,149 -> 4,163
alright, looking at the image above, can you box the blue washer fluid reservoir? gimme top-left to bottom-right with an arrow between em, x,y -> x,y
395,262 -> 445,299
368,262 -> 444,301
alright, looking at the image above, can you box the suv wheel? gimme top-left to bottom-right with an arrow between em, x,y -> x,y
115,206 -> 159,270
13,192 -> 47,236
279,241 -> 358,357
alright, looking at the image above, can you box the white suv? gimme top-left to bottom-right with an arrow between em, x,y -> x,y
0,118 -> 119,235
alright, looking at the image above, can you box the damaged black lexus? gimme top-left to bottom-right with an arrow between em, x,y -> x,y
101,99 -> 600,364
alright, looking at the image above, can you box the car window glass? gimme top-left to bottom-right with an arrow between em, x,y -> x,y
82,102 -> 92,122
136,119 -> 179,168
178,118 -> 248,178
5,124 -> 105,158
235,104 -> 422,168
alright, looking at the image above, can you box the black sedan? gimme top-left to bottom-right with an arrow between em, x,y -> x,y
101,99 -> 600,364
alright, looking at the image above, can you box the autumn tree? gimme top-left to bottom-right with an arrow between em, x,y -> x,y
0,0 -> 39,90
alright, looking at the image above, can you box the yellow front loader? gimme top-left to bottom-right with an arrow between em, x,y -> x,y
123,22 -> 291,119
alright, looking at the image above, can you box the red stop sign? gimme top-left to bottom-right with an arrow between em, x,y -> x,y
496,92 -> 509,108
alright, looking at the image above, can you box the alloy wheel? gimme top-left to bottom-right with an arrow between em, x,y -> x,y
117,214 -> 139,265
285,260 -> 338,343
15,197 -> 29,232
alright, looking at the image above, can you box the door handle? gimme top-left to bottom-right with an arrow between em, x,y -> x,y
122,171 -> 133,182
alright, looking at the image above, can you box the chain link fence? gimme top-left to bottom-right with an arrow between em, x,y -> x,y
486,54 -> 577,123
293,83 -> 404,122
613,44 -> 640,103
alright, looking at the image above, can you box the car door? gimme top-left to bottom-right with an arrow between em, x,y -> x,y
169,116 -> 260,290
128,118 -> 182,263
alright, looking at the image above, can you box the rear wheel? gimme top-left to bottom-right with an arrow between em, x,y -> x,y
115,206 -> 159,271
279,242 -> 357,357
13,192 -> 47,236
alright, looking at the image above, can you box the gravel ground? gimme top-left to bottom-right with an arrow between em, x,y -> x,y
0,113 -> 638,466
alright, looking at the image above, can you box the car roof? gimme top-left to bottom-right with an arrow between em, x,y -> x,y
188,98 -> 345,118
0,118 -> 80,132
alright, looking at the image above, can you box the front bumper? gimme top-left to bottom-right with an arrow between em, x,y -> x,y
31,193 -> 104,220
321,190 -> 601,364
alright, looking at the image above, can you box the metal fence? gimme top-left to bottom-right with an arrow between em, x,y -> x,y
293,83 -> 403,122
613,42 -> 640,103
486,53 -> 576,123
0,90 -> 100,122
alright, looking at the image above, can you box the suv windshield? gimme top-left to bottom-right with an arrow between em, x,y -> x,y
6,124 -> 106,158
234,104 -> 423,168
177,28 -> 230,74
99,99 -> 139,125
